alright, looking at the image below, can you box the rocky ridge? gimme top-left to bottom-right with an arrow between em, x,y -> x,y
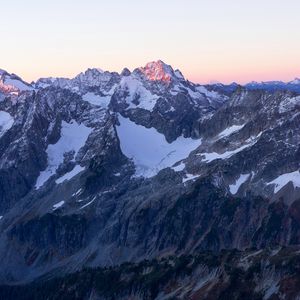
0,61 -> 299,299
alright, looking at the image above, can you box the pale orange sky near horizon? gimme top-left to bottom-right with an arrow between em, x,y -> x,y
1,0 -> 300,84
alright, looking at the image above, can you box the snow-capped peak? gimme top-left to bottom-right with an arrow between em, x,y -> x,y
75,68 -> 110,81
0,69 -> 7,76
289,78 -> 300,85
95,68 -> 104,73
35,68 -> 120,91
138,60 -> 183,83
174,69 -> 184,80
0,70 -> 33,95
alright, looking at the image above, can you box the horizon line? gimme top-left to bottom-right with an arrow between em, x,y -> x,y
1,61 -> 300,86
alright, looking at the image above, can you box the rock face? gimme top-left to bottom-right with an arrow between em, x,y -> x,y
0,61 -> 300,297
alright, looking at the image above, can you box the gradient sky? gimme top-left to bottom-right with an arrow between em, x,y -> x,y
1,0 -> 300,84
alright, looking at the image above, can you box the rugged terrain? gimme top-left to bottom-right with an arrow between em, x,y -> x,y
0,61 -> 300,299
2,247 -> 300,300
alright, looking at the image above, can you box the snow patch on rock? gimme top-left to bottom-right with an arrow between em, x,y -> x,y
218,124 -> 245,138
267,170 -> 300,193
196,86 -> 220,98
55,165 -> 85,184
229,174 -> 250,194
279,96 -> 300,113
183,173 -> 200,183
199,133 -> 261,163
53,201 -> 65,210
0,111 -> 14,137
172,161 -> 185,172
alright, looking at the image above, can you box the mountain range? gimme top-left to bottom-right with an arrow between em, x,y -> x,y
0,60 -> 300,299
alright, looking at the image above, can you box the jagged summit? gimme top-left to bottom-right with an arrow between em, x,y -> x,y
290,78 -> 300,84
137,60 -> 184,83
74,67 -> 118,86
121,67 -> 131,77
0,69 -> 8,75
0,69 -> 33,95
32,60 -> 227,115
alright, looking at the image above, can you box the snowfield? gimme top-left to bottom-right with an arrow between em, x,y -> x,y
82,92 -> 111,108
116,115 -> 202,178
119,76 -> 160,111
35,120 -> 92,188
4,77 -> 32,91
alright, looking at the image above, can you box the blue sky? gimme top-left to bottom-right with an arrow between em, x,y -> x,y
1,0 -> 300,83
